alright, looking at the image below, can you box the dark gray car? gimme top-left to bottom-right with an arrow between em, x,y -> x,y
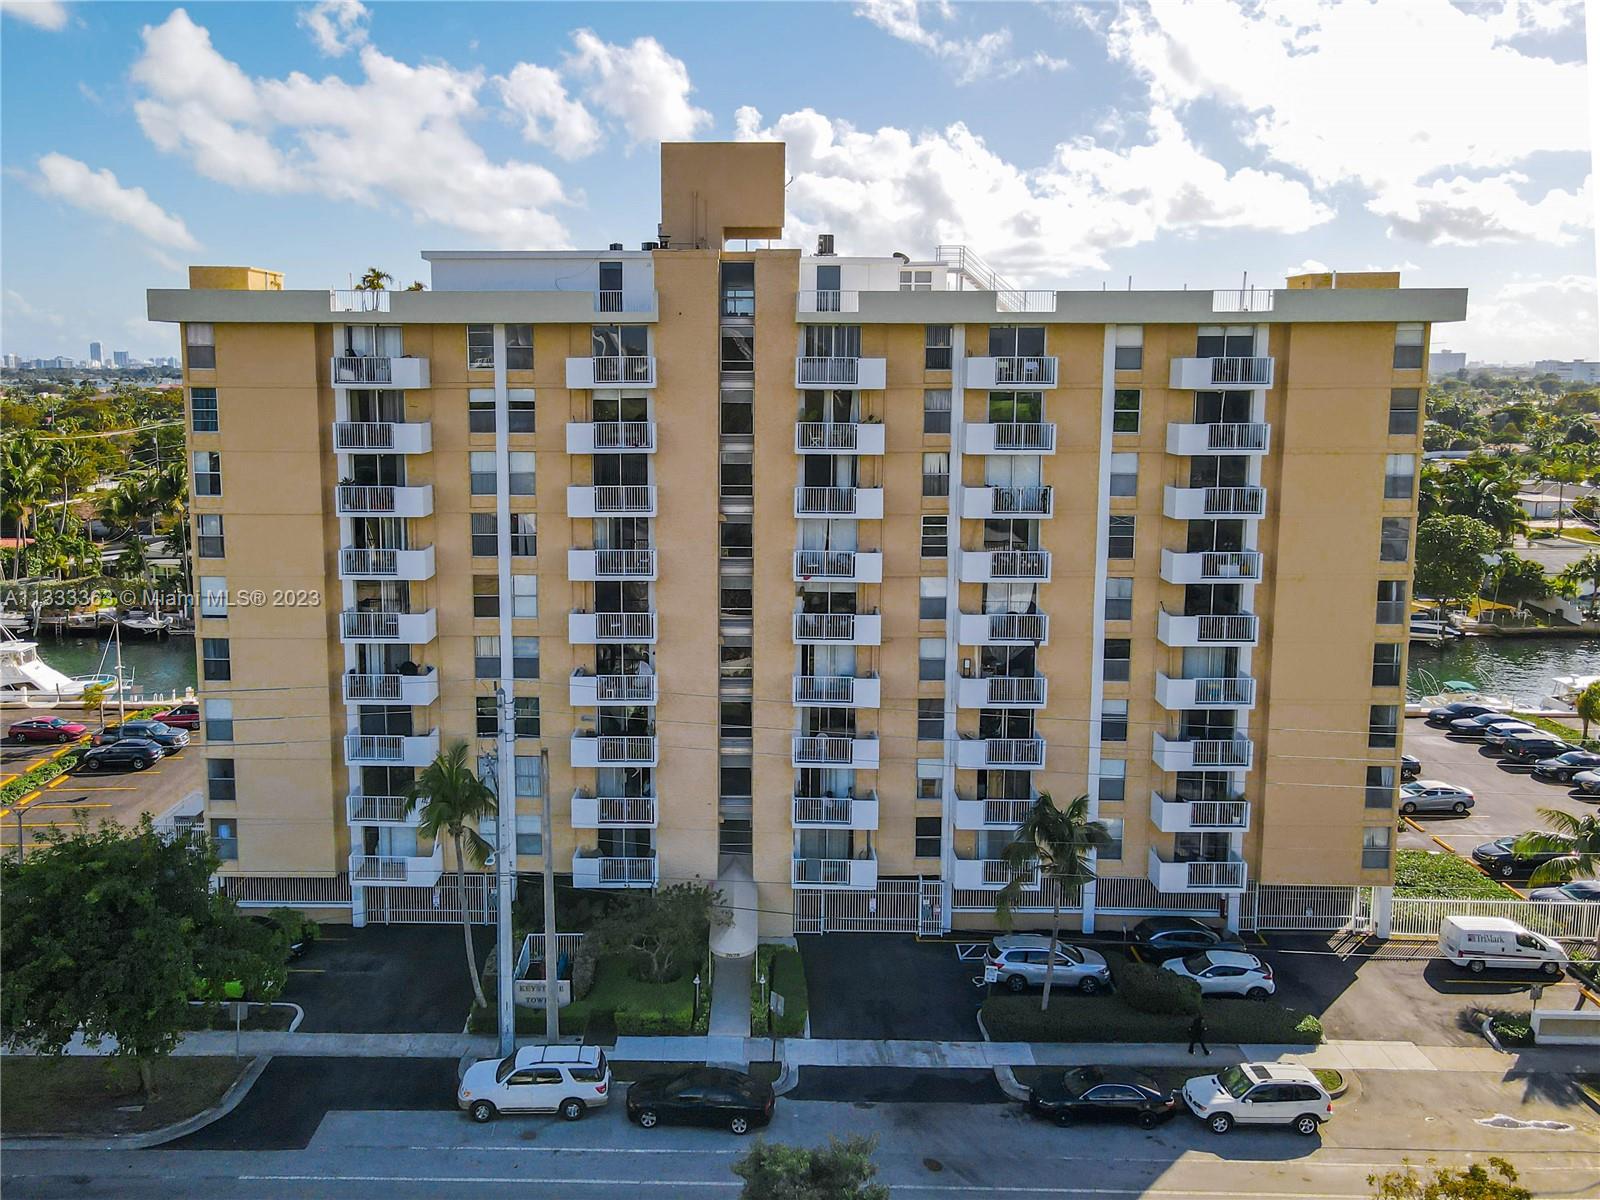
98,719 -> 189,752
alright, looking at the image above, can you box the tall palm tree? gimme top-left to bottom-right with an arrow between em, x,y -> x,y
1557,551 -> 1600,620
2,433 -> 52,580
994,793 -> 1112,1011
405,742 -> 497,1010
357,267 -> 394,292
1576,681 -> 1600,742
49,440 -> 92,538
1516,811 -> 1600,957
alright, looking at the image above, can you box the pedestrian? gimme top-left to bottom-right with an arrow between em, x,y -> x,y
1188,1011 -> 1210,1056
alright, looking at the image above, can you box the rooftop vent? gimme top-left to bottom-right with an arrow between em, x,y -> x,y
816,234 -> 835,256
641,242 -> 660,251
608,243 -> 624,252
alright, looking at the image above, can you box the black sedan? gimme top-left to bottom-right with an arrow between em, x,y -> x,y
1028,1067 -> 1178,1129
1426,701 -> 1497,727
1503,736 -> 1576,764
1401,753 -> 1422,780
1128,917 -> 1245,960
1471,836 -> 1565,879
626,1068 -> 774,1135
1533,750 -> 1600,782
97,719 -> 189,752
77,738 -> 163,772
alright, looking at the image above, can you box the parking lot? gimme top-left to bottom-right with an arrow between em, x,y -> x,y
798,934 -> 986,1041
283,924 -> 494,1033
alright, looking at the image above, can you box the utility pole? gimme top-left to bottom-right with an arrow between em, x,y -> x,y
494,686 -> 516,1056
541,746 -> 558,1043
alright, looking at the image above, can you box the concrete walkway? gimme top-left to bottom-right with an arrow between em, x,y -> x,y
709,955 -> 752,1038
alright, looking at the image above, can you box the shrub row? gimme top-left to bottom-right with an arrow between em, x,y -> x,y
981,993 -> 1323,1045
1110,955 -> 1200,1015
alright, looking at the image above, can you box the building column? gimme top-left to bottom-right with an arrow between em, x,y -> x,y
937,326 -> 966,933
1082,327 -> 1118,937
1224,892 -> 1242,933
1373,884 -> 1393,938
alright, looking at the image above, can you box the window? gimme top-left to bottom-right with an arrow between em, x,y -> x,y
922,452 -> 950,497
1109,452 -> 1138,497
919,637 -> 945,681
1098,818 -> 1124,861
1104,578 -> 1132,621
473,575 -> 498,618
1365,765 -> 1396,808
467,324 -> 495,369
915,816 -> 942,858
1377,580 -> 1407,624
1101,700 -> 1128,742
185,323 -> 216,370
471,513 -> 497,557
512,636 -> 539,680
210,819 -> 237,861
514,697 -> 540,738
1107,515 -> 1135,559
510,513 -> 536,556
1112,388 -> 1140,433
515,754 -> 544,799
474,636 -> 499,679
207,758 -> 236,803
1362,826 -> 1392,869
190,388 -> 218,433
923,388 -> 951,433
505,324 -> 533,371
470,452 -> 496,495
917,698 -> 943,742
468,387 -> 533,435
720,643 -> 752,680
924,326 -> 952,370
920,577 -> 947,620
476,696 -> 499,737
508,452 -> 535,496
511,575 -> 537,619
202,637 -> 230,681
720,584 -> 752,619
720,516 -> 751,559
204,698 -> 233,742
1393,323 -> 1424,370
921,515 -> 948,558
1097,758 -> 1126,803
916,759 -> 942,800
1384,453 -> 1415,500
1389,388 -> 1420,436
199,577 -> 227,618
1113,327 -> 1143,371
1103,639 -> 1130,682
720,448 -> 753,499
900,269 -> 934,292
721,700 -> 753,741
468,389 -> 495,434
1372,643 -> 1402,687
720,387 -> 752,436
515,814 -> 543,858
1369,704 -> 1399,749
508,389 -> 535,434
1380,517 -> 1410,563
720,327 -> 754,374
192,451 -> 221,497
197,513 -> 225,558
720,261 -> 754,316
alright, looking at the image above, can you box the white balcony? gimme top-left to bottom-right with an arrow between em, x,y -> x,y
793,549 -> 883,583
794,356 -> 887,389
1157,610 -> 1260,647
1163,485 -> 1266,519
957,611 -> 1049,645
792,675 -> 882,708
335,483 -> 433,518
792,612 -> 882,645
567,549 -> 657,581
571,734 -> 659,768
341,669 -> 439,706
794,486 -> 884,519
791,735 -> 880,769
951,857 -> 1039,891
349,847 -> 443,887
594,290 -> 658,315
796,290 -> 861,315
956,737 -> 1046,769
1170,356 -> 1274,390
568,611 -> 657,644
792,793 -> 879,830
344,729 -> 440,767
953,797 -> 1037,830
338,546 -> 435,581
1148,848 -> 1248,894
566,484 -> 658,517
566,355 -> 657,389
1166,422 -> 1271,456
964,356 -> 1059,389
566,420 -> 657,454
957,675 -> 1048,709
795,422 -> 885,455
339,608 -> 437,645
572,851 -> 658,889
963,422 -> 1057,454
346,792 -> 423,826
961,485 -> 1054,519
792,853 -> 878,889
569,672 -> 659,707
332,420 -> 431,454
959,549 -> 1052,583
331,355 -> 430,389
1154,674 -> 1256,710
1152,732 -> 1253,772
1159,549 -> 1263,584
569,792 -> 657,829
1149,791 -> 1251,833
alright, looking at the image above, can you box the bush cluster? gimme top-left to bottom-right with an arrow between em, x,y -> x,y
1110,955 -> 1201,1015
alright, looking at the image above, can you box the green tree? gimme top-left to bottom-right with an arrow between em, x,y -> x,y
595,882 -> 728,984
1483,552 -> 1550,609
1414,515 -> 1498,612
80,680 -> 111,731
994,793 -> 1112,1010
1368,1157 -> 1529,1200
1,432 -> 52,580
1433,467 -> 1525,541
405,742 -> 497,1009
357,267 -> 394,292
1556,551 -> 1600,619
732,1135 -> 890,1200
1515,810 -> 1600,888
1575,680 -> 1600,740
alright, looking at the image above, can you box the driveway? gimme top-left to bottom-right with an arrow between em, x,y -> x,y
797,934 -> 984,1041
284,924 -> 493,1033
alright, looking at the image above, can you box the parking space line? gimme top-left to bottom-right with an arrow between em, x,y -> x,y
30,801 -> 111,809
1128,946 -> 1145,963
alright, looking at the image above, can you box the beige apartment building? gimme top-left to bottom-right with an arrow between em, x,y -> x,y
147,141 -> 1466,936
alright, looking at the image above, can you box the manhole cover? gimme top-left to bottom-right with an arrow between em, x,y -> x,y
923,1159 -> 944,1173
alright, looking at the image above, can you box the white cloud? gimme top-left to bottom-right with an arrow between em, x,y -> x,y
564,29 -> 709,145
34,153 -> 198,250
735,105 -> 1331,278
297,0 -> 368,57
1370,173 -> 1592,245
0,1 -> 68,31
1454,274 -> 1598,362
496,63 -> 602,159
854,0 -> 1068,84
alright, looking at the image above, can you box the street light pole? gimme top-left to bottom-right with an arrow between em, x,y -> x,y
494,685 -> 516,1056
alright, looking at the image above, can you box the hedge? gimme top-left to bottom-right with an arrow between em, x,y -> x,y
1394,849 -> 1508,900
981,993 -> 1323,1045
0,748 -> 87,807
1110,955 -> 1201,1015
753,945 -> 808,1037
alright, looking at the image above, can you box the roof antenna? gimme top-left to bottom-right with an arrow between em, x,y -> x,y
1127,276 -> 1132,291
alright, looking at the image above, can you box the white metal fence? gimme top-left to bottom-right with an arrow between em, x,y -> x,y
793,878 -> 942,934
217,874 -> 352,908
1389,896 -> 1600,943
363,874 -> 499,924
1239,885 -> 1372,933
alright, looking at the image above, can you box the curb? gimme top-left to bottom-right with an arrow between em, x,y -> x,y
976,1006 -> 1031,1101
1478,1012 -> 1508,1054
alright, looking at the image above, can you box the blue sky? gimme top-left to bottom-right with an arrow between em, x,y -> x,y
2,0 -> 1593,363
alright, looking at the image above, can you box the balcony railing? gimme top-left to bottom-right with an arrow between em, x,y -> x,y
791,735 -> 878,768
339,608 -> 437,644
965,422 -> 1057,453
1152,732 -> 1254,771
568,610 -> 657,643
1160,549 -> 1264,584
796,290 -> 861,314
792,854 -> 877,888
793,549 -> 882,583
342,669 -> 438,705
335,483 -> 433,517
338,545 -> 435,580
349,850 -> 442,887
1157,609 -> 1260,646
958,675 -> 1047,708
958,611 -> 1049,645
568,548 -> 657,580
344,730 -> 439,766
952,857 -> 1040,889
1149,791 -> 1250,832
795,422 -> 885,454
960,549 -> 1052,582
331,356 -> 429,388
792,675 -> 880,707
1148,848 -> 1248,893
797,356 -> 861,386
1154,673 -> 1256,710
993,485 -> 1053,516
567,421 -> 656,453
596,356 -> 654,384
956,737 -> 1046,768
570,792 -> 657,827
953,797 -> 1035,829
333,421 -> 431,453
792,612 -> 881,644
573,852 -> 658,888
965,356 -> 1059,388
1163,485 -> 1266,519
570,672 -> 658,706
1170,356 -> 1275,390
571,734 -> 658,767
1167,422 -> 1271,455
345,792 -> 420,825
792,793 -> 879,829
794,486 -> 882,518
567,484 -> 657,516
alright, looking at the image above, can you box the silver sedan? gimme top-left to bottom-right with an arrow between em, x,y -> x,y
1398,780 -> 1474,815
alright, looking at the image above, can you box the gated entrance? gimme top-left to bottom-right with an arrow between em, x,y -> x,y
793,878 -> 940,934
1239,884 -> 1373,933
362,874 -> 498,924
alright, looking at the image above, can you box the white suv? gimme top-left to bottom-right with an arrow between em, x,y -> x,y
1162,949 -> 1275,997
458,1045 -> 612,1123
984,934 -> 1112,994
1183,1063 -> 1331,1135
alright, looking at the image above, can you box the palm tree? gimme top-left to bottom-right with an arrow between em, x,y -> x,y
2,433 -> 52,580
1516,811 -> 1600,955
1576,681 -> 1600,742
994,793 -> 1112,1011
357,267 -> 393,292
1557,551 -> 1600,620
405,742 -> 497,1010
49,440 -> 92,538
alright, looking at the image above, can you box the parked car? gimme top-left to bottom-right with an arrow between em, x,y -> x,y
1471,835 -> 1565,879
1026,1066 -> 1178,1128
1482,722 -> 1542,750
77,738 -> 163,772
1400,753 -> 1422,780
625,1067 -> 775,1135
1532,750 -> 1600,782
1449,713 -> 1533,739
1398,780 -> 1474,815
1182,1063 -> 1332,1135
984,934 -> 1111,994
1127,917 -> 1245,960
458,1045 -> 611,1123
1573,770 -> 1600,797
153,703 -> 201,731
1162,949 -> 1275,998
1426,701 -> 1498,727
7,716 -> 88,744
1529,879 -> 1600,903
1503,735 -> 1578,764
97,719 -> 189,752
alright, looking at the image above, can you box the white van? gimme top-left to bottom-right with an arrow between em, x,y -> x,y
1438,915 -> 1568,976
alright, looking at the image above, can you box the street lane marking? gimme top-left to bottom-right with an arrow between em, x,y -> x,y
403,1146 -> 739,1154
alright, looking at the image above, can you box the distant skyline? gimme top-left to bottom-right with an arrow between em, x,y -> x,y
1,0 -> 1594,362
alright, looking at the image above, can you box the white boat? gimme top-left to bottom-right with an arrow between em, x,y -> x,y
1552,675 -> 1600,706
1409,616 -> 1465,642
119,609 -> 173,636
0,632 -> 120,706
0,609 -> 31,633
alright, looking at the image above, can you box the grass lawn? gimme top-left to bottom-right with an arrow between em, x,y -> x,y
558,954 -> 701,1035
981,993 -> 1323,1045
1394,848 -> 1509,899
0,1056 -> 247,1137
752,945 -> 808,1037
1514,711 -> 1597,751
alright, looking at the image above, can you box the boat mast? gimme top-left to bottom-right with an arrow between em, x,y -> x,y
115,621 -> 127,723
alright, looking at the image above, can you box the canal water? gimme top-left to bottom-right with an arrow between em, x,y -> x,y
33,632 -> 198,698
1408,637 -> 1600,705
